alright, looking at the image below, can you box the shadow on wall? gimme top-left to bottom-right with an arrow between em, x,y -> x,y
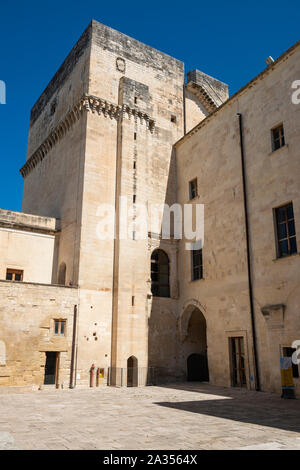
147,148 -> 210,385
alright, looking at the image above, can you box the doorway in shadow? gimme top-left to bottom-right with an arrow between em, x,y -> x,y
127,356 -> 138,387
182,306 -> 209,382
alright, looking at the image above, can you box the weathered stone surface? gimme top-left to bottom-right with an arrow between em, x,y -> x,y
1,21 -> 299,398
0,384 -> 300,450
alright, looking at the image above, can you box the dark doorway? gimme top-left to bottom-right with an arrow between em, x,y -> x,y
230,337 -> 246,387
187,353 -> 209,381
127,356 -> 138,387
44,352 -> 58,385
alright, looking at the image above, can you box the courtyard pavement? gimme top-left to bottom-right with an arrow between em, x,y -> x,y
0,383 -> 300,450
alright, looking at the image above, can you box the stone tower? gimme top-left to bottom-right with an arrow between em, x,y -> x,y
20,20 -> 228,385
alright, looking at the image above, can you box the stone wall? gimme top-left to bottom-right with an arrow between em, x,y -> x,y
0,281 -> 78,388
176,43 -> 300,395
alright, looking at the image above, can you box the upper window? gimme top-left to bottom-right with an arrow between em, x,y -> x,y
151,249 -> 170,298
275,203 -> 297,258
191,249 -> 203,281
6,269 -> 23,281
271,124 -> 285,152
189,178 -> 198,200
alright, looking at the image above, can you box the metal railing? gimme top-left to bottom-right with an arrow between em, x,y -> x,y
107,366 -> 180,387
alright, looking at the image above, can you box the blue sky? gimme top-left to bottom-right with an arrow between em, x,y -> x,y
0,0 -> 299,212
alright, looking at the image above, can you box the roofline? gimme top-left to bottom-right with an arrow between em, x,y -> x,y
175,39 -> 300,148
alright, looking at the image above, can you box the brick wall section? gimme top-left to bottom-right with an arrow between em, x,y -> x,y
0,281 -> 78,388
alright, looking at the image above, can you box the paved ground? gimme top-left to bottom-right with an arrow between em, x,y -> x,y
0,383 -> 300,450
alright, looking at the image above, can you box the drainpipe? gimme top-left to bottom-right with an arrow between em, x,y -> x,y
237,113 -> 261,391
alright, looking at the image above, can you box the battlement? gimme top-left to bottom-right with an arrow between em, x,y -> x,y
30,20 -> 184,126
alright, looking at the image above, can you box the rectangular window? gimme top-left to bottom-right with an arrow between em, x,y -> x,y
189,178 -> 198,200
191,249 -> 203,281
54,320 -> 66,336
6,269 -> 23,281
271,124 -> 285,151
230,337 -> 247,387
283,347 -> 299,378
275,202 -> 297,258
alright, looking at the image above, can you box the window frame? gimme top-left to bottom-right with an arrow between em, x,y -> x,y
274,202 -> 297,258
189,178 -> 198,200
54,319 -> 66,337
191,248 -> 203,281
6,268 -> 23,282
271,123 -> 285,152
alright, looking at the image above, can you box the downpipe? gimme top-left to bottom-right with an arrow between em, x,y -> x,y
237,113 -> 261,391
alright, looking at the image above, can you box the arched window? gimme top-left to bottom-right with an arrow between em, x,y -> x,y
151,249 -> 170,298
58,262 -> 66,285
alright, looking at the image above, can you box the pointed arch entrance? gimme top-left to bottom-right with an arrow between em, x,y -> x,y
179,303 -> 209,382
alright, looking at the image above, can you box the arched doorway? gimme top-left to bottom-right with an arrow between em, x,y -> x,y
180,304 -> 209,382
127,356 -> 138,387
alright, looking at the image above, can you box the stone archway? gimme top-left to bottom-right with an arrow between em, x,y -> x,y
179,303 -> 209,382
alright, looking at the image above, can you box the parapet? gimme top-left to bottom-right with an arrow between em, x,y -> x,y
0,209 -> 60,233
186,70 -> 229,112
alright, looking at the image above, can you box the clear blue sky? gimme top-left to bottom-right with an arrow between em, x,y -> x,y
0,0 -> 299,212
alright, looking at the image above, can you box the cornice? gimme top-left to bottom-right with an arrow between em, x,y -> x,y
20,94 -> 156,179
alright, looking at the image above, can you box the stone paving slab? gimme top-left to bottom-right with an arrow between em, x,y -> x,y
0,383 -> 300,450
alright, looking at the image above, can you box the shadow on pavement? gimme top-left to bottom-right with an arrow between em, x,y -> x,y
155,382 -> 300,433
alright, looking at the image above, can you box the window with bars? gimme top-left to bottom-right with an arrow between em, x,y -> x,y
189,178 -> 198,200
271,124 -> 285,151
275,203 -> 297,258
54,320 -> 66,336
6,269 -> 23,281
151,249 -> 170,298
191,249 -> 203,281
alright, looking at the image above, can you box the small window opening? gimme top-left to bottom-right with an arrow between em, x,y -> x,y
271,124 -> 285,151
54,320 -> 66,336
189,178 -> 198,200
6,269 -> 23,281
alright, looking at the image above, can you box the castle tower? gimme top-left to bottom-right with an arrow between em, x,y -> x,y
20,20 -> 227,385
